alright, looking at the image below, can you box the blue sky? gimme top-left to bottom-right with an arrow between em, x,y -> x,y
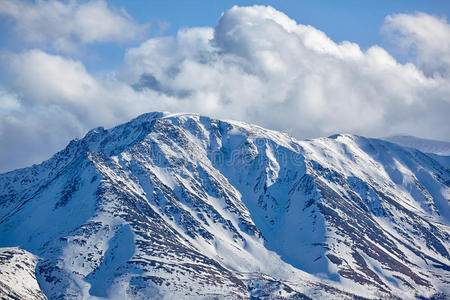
111,0 -> 450,41
0,0 -> 450,172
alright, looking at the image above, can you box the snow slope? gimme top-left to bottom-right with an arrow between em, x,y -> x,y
0,112 -> 449,299
0,247 -> 46,300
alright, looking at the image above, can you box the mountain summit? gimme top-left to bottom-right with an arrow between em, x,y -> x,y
0,112 -> 449,299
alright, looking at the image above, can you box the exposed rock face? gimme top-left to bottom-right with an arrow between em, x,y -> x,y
0,112 -> 449,299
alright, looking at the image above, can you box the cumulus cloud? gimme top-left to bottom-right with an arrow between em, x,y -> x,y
0,49 -> 157,133
0,90 -> 84,172
382,12 -> 450,77
0,5 -> 450,172
124,6 -> 450,139
0,0 -> 147,52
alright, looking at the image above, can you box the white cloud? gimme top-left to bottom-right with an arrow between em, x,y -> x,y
0,5 -> 450,172
1,49 -> 97,103
0,90 -> 84,172
382,12 -> 450,77
124,6 -> 449,140
0,0 -> 147,52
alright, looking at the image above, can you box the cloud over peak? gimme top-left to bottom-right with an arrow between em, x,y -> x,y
0,4 -> 449,172
125,5 -> 449,138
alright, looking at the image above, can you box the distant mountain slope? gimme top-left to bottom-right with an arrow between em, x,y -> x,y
0,112 -> 449,299
382,135 -> 450,156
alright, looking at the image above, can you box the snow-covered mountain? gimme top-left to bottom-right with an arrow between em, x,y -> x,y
0,112 -> 449,299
